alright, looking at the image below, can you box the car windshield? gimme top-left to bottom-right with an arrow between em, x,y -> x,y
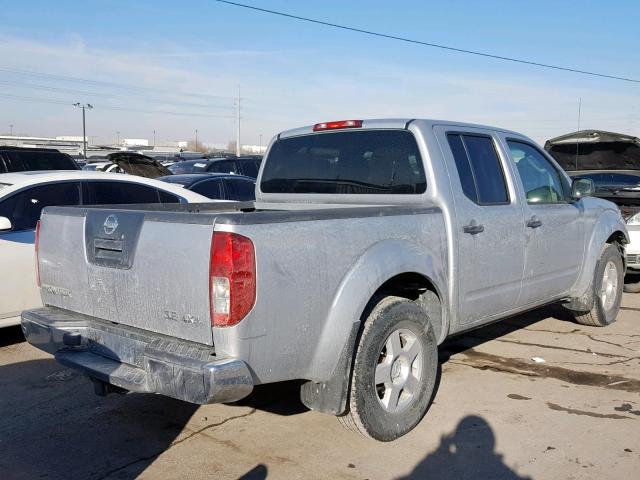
260,130 -> 426,194
572,172 -> 640,192
168,161 -> 210,174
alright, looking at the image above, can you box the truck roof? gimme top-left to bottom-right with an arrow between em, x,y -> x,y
277,118 -> 524,140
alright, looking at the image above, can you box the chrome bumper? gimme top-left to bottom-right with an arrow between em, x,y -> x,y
21,307 -> 253,405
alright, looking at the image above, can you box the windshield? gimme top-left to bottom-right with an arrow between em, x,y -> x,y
168,161 -> 210,174
260,130 -> 426,194
572,172 -> 640,192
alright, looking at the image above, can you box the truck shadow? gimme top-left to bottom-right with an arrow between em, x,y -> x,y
0,358 -> 199,480
0,325 -> 25,347
439,303 -> 573,363
397,415 -> 532,480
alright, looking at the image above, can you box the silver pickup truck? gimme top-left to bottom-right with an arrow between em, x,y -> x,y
23,119 -> 629,441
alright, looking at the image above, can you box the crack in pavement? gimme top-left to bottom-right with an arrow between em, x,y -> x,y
449,349 -> 640,393
94,408 -> 258,480
475,337 -> 631,358
547,402 -> 633,420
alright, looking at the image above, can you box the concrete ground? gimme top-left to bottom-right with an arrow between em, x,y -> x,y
1,296 -> 639,480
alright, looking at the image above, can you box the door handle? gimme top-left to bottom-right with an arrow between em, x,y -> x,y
526,216 -> 542,229
463,220 -> 484,235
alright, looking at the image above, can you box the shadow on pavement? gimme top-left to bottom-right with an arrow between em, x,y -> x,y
439,303 -> 573,363
0,325 -> 25,347
0,357 -> 199,480
398,416 -> 532,480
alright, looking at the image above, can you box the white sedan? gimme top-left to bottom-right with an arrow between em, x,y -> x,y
0,171 -> 212,328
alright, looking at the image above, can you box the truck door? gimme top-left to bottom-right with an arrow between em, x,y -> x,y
436,127 -> 526,324
503,139 -> 585,304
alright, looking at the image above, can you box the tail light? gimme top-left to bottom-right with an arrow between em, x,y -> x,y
313,120 -> 363,131
35,220 -> 41,287
209,232 -> 256,327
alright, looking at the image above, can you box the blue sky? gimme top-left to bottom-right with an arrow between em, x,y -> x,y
0,0 -> 638,146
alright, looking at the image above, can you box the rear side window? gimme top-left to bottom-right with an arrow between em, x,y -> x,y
237,159 -> 259,178
158,190 -> 181,203
82,182 -> 160,205
261,130 -> 426,194
224,178 -> 256,201
447,134 -> 509,205
1,151 -> 79,172
0,182 -> 80,231
190,178 -> 225,200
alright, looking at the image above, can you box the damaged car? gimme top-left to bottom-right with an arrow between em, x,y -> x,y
545,130 -> 640,292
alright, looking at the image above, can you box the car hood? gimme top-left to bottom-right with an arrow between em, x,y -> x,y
106,153 -> 172,178
545,130 -> 640,171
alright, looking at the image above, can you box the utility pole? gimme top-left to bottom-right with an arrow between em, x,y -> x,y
575,97 -> 582,170
195,129 -> 198,151
236,85 -> 241,156
117,131 -> 120,146
259,134 -> 262,154
73,103 -> 93,159
9,124 -> 13,136
153,129 -> 156,148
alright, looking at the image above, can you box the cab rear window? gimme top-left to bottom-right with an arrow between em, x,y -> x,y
260,130 -> 426,194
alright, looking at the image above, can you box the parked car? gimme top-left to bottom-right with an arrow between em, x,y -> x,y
158,173 -> 256,201
545,130 -> 640,292
0,171 -> 211,329
23,119 -> 627,441
0,147 -> 80,173
168,156 -> 261,178
82,162 -> 122,173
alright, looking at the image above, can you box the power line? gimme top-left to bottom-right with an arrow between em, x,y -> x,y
214,0 -> 640,84
0,79 -> 235,111
0,66 -> 237,101
0,93 -> 235,118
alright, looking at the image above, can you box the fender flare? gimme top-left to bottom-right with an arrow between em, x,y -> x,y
568,209 -> 628,310
300,238 -> 447,415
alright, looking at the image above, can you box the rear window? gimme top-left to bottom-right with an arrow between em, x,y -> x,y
168,161 -> 210,175
0,150 -> 79,172
260,130 -> 426,194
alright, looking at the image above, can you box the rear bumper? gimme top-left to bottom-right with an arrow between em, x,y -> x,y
21,307 -> 253,405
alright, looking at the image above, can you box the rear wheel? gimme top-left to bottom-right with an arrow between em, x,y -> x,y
573,244 -> 624,327
338,296 -> 438,441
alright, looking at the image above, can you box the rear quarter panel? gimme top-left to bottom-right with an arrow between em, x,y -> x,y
212,209 -> 448,384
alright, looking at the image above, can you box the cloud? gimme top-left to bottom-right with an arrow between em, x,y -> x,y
0,33 -> 637,145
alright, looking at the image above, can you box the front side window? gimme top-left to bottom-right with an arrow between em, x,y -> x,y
82,182 -> 160,205
507,141 -> 567,204
261,130 -> 426,194
0,182 -> 80,231
447,134 -> 509,205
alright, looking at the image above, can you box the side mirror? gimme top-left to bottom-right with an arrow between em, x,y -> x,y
0,216 -> 12,231
571,178 -> 594,200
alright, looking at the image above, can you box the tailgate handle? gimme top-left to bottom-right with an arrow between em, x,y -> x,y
94,238 -> 124,252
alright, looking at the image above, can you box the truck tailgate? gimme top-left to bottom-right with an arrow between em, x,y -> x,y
38,207 -> 215,345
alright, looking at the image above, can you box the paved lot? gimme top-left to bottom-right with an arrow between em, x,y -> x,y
1,296 -> 639,480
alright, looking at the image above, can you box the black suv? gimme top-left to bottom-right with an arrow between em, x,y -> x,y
0,147 -> 80,173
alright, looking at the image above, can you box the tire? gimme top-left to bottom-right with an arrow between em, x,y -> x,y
573,244 -> 624,327
338,296 -> 438,441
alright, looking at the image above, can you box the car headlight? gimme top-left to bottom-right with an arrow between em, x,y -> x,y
627,212 -> 640,225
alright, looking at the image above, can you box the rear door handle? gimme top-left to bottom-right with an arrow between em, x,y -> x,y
526,216 -> 542,229
463,220 -> 484,235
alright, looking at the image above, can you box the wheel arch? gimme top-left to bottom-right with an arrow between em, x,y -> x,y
300,238 -> 447,415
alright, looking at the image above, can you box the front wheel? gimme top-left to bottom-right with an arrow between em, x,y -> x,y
573,244 -> 624,327
338,296 -> 438,441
